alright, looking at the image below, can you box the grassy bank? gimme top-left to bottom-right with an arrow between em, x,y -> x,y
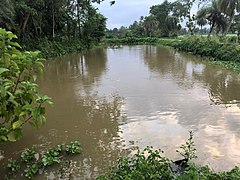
106,37 -> 160,46
23,38 -> 104,58
106,36 -> 240,72
25,36 -> 240,70
158,36 -> 240,72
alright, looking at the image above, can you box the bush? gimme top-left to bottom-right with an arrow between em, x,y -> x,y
105,37 -> 159,46
158,36 -> 240,71
0,28 -> 52,142
98,131 -> 240,179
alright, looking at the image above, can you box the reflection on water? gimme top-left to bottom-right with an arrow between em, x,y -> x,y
1,46 -> 240,178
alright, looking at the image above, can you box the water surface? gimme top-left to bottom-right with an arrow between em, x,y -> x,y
1,45 -> 240,179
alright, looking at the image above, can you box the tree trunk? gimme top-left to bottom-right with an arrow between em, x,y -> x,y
52,0 -> 55,38
208,21 -> 215,38
20,13 -> 30,39
77,4 -> 81,39
224,15 -> 235,35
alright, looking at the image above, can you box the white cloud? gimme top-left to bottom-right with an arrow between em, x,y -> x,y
95,0 -> 198,29
95,0 -> 168,29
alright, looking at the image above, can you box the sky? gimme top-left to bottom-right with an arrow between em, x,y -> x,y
95,0 -> 174,29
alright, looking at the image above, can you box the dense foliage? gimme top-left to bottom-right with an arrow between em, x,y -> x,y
98,147 -> 240,180
98,132 -> 240,180
0,0 -> 107,53
0,28 -> 52,142
158,36 -> 240,71
106,37 -> 159,45
97,147 -> 175,180
106,0 -> 240,39
6,141 -> 82,178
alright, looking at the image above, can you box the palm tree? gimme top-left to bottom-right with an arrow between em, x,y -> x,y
0,0 -> 15,31
197,18 -> 207,34
196,0 -> 226,37
218,0 -> 240,34
165,16 -> 180,36
143,16 -> 159,37
196,16 -> 207,31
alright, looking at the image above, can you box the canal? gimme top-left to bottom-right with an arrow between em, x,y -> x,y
1,45 -> 240,179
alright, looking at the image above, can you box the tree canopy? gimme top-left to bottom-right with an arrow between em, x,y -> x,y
106,0 -> 240,38
0,0 -> 108,47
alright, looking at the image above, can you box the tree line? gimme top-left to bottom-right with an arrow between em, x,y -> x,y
0,0 -> 110,47
107,0 -> 240,38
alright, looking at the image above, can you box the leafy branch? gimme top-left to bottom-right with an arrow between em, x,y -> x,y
176,130 -> 197,161
0,28 -> 52,142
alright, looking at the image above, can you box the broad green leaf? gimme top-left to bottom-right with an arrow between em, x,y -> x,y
19,112 -> 26,117
31,51 -> 41,57
35,61 -> 44,68
15,89 -> 23,95
33,75 -> 37,81
12,120 -> 24,129
0,86 -> 7,97
0,68 -> 9,74
0,136 -> 7,141
0,28 -> 5,34
9,42 -> 21,49
7,132 -> 17,142
6,31 -> 17,40
29,121 -> 37,129
47,101 -> 54,105
40,115 -> 46,126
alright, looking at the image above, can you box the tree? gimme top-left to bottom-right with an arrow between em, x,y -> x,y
218,0 -> 240,34
143,16 -> 159,37
0,0 -> 109,45
129,20 -> 145,37
81,6 -> 107,46
165,16 -> 181,37
175,0 -> 197,34
150,0 -> 172,36
0,0 -> 15,31
196,0 -> 226,37
196,16 -> 207,31
0,28 -> 52,142
230,14 -> 240,41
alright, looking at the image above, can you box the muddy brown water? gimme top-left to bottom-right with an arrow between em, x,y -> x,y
1,45 -> 240,179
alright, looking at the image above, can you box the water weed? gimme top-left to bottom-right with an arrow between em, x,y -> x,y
6,141 -> 82,179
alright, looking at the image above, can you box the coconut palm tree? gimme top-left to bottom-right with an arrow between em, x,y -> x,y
196,17 -> 207,32
218,0 -> 240,34
165,16 -> 181,36
143,16 -> 159,37
196,0 -> 226,37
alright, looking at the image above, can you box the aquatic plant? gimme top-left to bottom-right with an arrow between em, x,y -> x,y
8,160 -> 20,174
6,141 -> 82,178
66,141 -> 82,154
21,147 -> 37,163
176,131 -> 197,161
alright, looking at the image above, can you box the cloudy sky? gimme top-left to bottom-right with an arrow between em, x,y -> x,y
95,0 -> 174,29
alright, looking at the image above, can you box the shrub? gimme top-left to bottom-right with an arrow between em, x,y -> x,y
0,28 -> 52,142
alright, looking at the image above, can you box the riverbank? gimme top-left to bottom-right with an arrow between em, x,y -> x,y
23,38 -> 104,58
106,36 -> 240,72
27,36 -> 240,73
